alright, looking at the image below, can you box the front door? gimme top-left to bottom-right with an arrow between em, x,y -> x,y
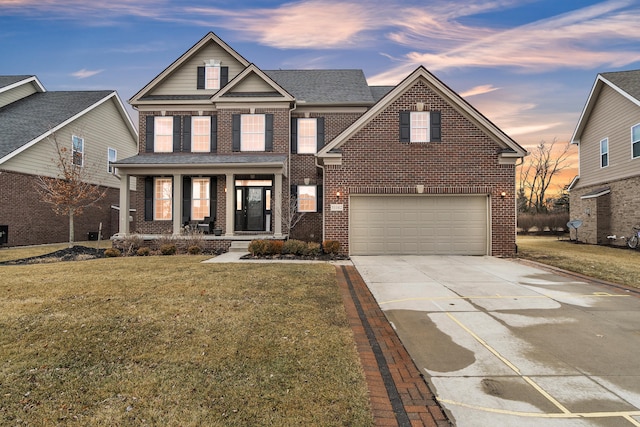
234,179 -> 272,232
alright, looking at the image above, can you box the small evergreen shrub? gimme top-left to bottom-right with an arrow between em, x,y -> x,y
136,247 -> 150,256
187,245 -> 202,255
248,240 -> 269,256
322,240 -> 341,255
282,239 -> 306,255
104,248 -> 121,258
268,240 -> 284,255
304,242 -> 322,257
160,244 -> 177,255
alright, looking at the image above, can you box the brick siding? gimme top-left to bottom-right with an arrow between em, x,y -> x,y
0,170 -> 130,246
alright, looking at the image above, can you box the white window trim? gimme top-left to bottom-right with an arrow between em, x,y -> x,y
297,185 -> 317,212
72,135 -> 84,167
191,116 -> 211,152
600,137 -> 609,168
191,177 -> 210,221
632,123 -> 640,159
107,147 -> 117,173
204,59 -> 221,90
154,116 -> 173,153
241,114 -> 266,152
154,177 -> 173,221
297,118 -> 317,154
410,112 -> 430,143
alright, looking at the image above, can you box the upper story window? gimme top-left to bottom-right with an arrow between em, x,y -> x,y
297,118 -> 317,153
600,138 -> 609,168
197,60 -> 228,90
72,135 -> 84,166
154,178 -> 172,221
107,147 -> 117,173
399,111 -> 442,143
192,116 -> 211,152
632,124 -> 640,159
297,185 -> 317,212
154,117 -> 173,153
205,64 -> 220,90
232,114 -> 273,152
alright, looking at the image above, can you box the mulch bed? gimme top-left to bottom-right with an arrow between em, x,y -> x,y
0,245 -> 106,265
240,253 -> 350,261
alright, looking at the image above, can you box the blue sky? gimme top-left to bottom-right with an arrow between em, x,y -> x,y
2,0 -> 640,164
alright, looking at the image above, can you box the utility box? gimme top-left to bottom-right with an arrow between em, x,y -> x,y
0,225 -> 7,245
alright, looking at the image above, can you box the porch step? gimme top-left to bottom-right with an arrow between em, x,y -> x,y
229,241 -> 250,253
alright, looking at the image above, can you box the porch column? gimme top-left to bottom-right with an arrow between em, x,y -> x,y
225,173 -> 234,236
118,172 -> 130,235
274,172 -> 283,237
173,173 -> 183,235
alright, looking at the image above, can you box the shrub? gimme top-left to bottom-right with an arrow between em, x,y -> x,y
268,240 -> 284,255
160,244 -> 177,255
121,234 -> 144,255
248,240 -> 269,256
187,245 -> 202,255
136,247 -> 150,256
181,229 -> 205,252
304,242 -> 322,257
104,248 -> 121,258
322,240 -> 341,255
282,239 -> 307,256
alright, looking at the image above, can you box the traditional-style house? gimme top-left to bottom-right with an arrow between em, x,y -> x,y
569,70 -> 640,245
0,75 -> 138,246
114,32 -> 526,256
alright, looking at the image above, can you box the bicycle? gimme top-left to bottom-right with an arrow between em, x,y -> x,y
627,225 -> 640,249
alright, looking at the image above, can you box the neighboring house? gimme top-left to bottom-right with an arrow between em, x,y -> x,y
114,32 -> 526,256
569,70 -> 640,245
0,75 -> 138,246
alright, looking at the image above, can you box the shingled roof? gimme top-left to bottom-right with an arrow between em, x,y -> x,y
0,90 -> 114,160
601,69 -> 640,102
264,69 -> 375,105
0,75 -> 33,89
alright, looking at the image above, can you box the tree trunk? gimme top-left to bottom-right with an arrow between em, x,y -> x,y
69,209 -> 75,248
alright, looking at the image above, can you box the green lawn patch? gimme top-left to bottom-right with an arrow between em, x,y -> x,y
0,257 -> 373,426
517,235 -> 640,288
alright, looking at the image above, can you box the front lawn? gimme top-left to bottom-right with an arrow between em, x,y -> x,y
0,256 -> 372,426
517,235 -> 640,288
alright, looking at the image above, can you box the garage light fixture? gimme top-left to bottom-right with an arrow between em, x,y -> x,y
336,191 -> 341,198
500,191 -> 507,198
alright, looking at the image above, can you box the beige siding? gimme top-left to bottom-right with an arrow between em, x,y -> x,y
0,81 -> 38,109
232,73 -> 275,93
151,43 -> 246,96
577,85 -> 640,188
2,97 -> 138,189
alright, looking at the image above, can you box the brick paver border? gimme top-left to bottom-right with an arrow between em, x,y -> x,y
336,265 -> 451,427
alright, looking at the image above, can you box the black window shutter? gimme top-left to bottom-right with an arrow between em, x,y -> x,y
265,114 -> 274,152
430,111 -> 442,142
144,177 -> 153,221
316,117 -> 325,152
290,117 -> 297,154
145,115 -> 154,152
221,67 -> 229,87
232,114 -> 241,151
197,66 -> 205,89
211,115 -> 217,152
173,116 -> 181,152
183,116 -> 191,152
210,177 -> 217,222
182,176 -> 191,223
291,184 -> 298,200
399,111 -> 410,142
316,185 -> 323,213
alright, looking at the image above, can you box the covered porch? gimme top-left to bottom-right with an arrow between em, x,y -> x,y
113,153 -> 288,239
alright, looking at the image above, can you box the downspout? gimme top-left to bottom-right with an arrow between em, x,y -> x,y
315,152 -> 326,243
288,100 -> 297,238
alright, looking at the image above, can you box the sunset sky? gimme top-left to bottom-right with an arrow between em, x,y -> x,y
3,0 -> 640,194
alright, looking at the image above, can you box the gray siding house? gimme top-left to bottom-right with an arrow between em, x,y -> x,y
569,70 -> 640,245
0,75 -> 138,246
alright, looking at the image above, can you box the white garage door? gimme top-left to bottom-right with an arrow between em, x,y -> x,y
350,195 -> 488,255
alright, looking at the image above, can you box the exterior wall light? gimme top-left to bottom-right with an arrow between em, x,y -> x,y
500,191 -> 507,198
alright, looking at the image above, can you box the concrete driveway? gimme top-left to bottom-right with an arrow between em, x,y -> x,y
351,255 -> 640,427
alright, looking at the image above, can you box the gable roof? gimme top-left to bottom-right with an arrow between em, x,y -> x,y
0,75 -> 46,94
264,69 -> 375,105
129,32 -> 251,104
317,66 -> 526,160
571,69 -> 640,144
211,64 -> 294,103
0,90 -> 137,164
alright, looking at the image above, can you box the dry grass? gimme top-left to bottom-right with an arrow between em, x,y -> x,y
0,256 -> 373,426
0,240 -> 111,263
517,235 -> 640,288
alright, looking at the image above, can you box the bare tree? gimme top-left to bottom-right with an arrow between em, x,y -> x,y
275,194 -> 306,236
35,131 -> 107,247
518,139 -> 572,213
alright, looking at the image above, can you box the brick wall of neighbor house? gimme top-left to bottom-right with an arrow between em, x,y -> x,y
323,80 -> 517,256
570,176 -> 640,246
0,170 -> 122,247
